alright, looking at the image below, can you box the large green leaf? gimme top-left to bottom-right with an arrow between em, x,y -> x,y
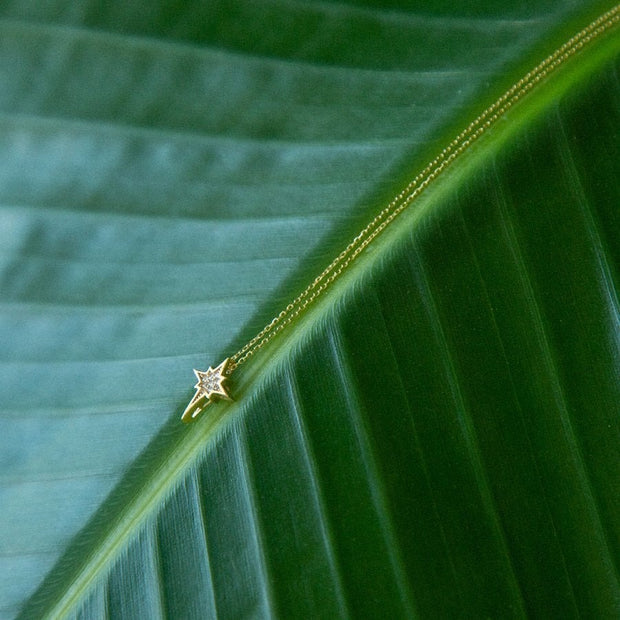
1,1 -> 619,618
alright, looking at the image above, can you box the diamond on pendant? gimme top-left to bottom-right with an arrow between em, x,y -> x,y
193,359 -> 232,402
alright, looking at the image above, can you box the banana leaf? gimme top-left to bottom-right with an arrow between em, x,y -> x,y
1,1 -> 619,618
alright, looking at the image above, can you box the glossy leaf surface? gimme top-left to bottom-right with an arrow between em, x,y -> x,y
0,1 -> 619,618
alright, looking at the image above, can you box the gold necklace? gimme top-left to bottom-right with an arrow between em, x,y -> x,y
182,5 -> 620,423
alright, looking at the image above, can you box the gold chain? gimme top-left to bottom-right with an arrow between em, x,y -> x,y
227,6 -> 620,372
182,5 -> 620,422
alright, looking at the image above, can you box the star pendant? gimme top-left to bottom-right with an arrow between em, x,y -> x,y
181,358 -> 233,423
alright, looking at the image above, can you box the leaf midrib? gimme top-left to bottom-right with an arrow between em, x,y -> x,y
35,11 -> 620,620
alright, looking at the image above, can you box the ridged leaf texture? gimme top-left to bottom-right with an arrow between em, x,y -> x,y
1,1 -> 619,618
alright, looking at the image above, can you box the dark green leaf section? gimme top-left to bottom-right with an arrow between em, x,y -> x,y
28,50 -> 620,619
0,0 -> 604,71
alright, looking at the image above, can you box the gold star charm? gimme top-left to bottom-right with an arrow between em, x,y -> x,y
181,358 -> 233,423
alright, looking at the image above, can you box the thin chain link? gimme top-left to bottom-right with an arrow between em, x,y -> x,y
228,6 -> 620,372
